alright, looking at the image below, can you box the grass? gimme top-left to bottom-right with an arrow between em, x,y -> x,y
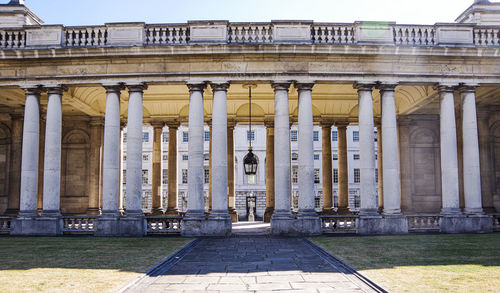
0,237 -> 192,293
310,233 -> 500,292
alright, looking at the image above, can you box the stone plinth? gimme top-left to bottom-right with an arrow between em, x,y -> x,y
181,218 -> 231,237
358,214 -> 408,235
440,214 -> 492,233
11,216 -> 62,236
271,216 -> 321,236
95,216 -> 145,236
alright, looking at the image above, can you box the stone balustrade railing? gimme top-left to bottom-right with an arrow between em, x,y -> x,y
145,216 -> 182,234
0,216 -> 11,234
491,213 -> 500,232
407,215 -> 441,232
320,215 -> 358,233
0,22 -> 499,50
62,216 -> 96,234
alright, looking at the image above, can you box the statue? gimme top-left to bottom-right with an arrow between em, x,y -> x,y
8,0 -> 25,5
474,0 -> 491,4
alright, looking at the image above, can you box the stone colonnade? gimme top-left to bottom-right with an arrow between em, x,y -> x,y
11,80 -> 490,236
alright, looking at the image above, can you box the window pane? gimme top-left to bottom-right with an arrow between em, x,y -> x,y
292,167 -> 298,184
353,154 -> 360,160
162,132 -> 169,142
247,130 -> 255,141
291,130 -> 297,141
162,169 -> 168,184
332,131 -> 338,142
143,132 -> 149,142
333,153 -> 338,160
314,154 -> 320,160
182,155 -> 188,160
204,169 -> 210,184
313,131 -> 319,141
354,168 -> 360,183
314,169 -> 320,184
204,131 -> 210,142
353,131 -> 359,142
142,169 -> 148,184
333,168 -> 338,183
182,169 -> 188,184
183,132 -> 189,142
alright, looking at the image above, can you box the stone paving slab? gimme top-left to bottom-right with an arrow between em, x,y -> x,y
121,236 -> 382,293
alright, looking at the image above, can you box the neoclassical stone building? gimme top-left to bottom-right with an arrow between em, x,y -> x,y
0,0 -> 499,236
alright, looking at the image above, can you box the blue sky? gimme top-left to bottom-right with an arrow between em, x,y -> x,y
11,0 -> 499,26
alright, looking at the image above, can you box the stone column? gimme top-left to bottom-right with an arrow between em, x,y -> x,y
477,110 -> 494,212
321,122 -> 333,213
151,122 -> 164,215
227,120 -> 238,222
6,114 -> 23,215
125,84 -> 146,218
99,85 -> 122,223
336,123 -> 350,214
208,123 -> 212,210
119,122 -> 125,213
165,122 -> 179,215
207,82 -> 231,236
12,87 -> 42,235
18,88 -> 42,217
355,83 -> 378,215
37,117 -> 45,214
264,119 -> 275,223
459,86 -> 483,214
376,123 -> 383,212
271,82 -> 295,235
398,117 -> 412,212
41,87 -> 64,219
184,83 -> 206,222
87,118 -> 103,215
437,85 -> 461,215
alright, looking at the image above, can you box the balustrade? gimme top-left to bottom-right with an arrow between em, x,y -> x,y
144,25 -> 189,45
65,27 -> 107,47
393,25 -> 435,46
474,27 -> 500,46
62,216 -> 96,234
228,24 -> 273,43
0,217 -> 11,234
492,213 -> 500,232
320,215 -> 358,233
146,216 -> 182,234
311,24 -> 355,44
407,215 -> 441,232
0,30 -> 25,49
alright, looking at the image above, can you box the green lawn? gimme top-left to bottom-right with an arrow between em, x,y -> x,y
310,233 -> 500,293
0,237 -> 192,293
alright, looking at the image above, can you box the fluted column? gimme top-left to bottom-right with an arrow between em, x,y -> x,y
87,118 -> 103,215
355,83 -> 378,214
185,83 -> 206,219
296,82 -> 316,217
437,85 -> 461,214
41,87 -> 64,216
227,120 -> 237,221
336,123 -> 349,214
165,122 -> 179,215
18,87 -> 42,217
125,84 -> 146,216
271,82 -> 293,220
6,114 -> 23,215
151,122 -> 164,215
380,84 -> 401,215
459,85 -> 483,214
101,85 -> 122,217
210,82 -> 230,220
321,122 -> 333,213
264,119 -> 275,222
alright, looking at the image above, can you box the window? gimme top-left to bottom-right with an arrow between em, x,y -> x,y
204,154 -> 209,161
142,170 -> 148,184
292,153 -> 298,161
375,153 -> 378,160
182,169 -> 188,184
353,131 -> 359,142
292,167 -> 298,184
123,170 -> 126,184
374,131 -> 378,142
123,155 -> 126,161
375,168 -> 378,183
315,196 -> 321,209
313,131 -> 319,141
247,130 -> 255,141
332,131 -> 338,142
353,154 -> 360,160
354,168 -> 360,183
291,130 -> 298,141
162,132 -> 169,143
333,153 -> 338,160
123,133 -> 127,143
162,169 -> 168,184
204,168 -> 210,184
314,154 -> 320,160
333,168 -> 338,184
163,153 -> 168,161
183,131 -> 189,142
142,154 -> 149,161
143,132 -> 149,143
314,169 -> 320,184
182,155 -> 188,160
204,131 -> 210,142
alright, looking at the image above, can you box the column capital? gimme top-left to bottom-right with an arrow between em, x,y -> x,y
377,83 -> 398,93
46,85 -> 67,96
334,121 -> 350,128
22,86 -> 43,96
127,83 -> 148,93
165,120 -> 180,129
458,84 -> 479,94
102,83 -> 125,94
186,82 -> 207,92
353,82 -> 375,92
433,84 -> 457,93
294,82 -> 315,91
210,82 -> 230,92
319,120 -> 334,128
150,120 -> 165,128
271,81 -> 292,92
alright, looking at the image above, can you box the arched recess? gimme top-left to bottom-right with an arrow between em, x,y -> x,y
409,126 -> 441,213
235,103 -> 265,119
0,122 -> 11,214
61,129 -> 90,215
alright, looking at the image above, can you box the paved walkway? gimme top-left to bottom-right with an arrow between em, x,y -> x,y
122,236 -> 382,293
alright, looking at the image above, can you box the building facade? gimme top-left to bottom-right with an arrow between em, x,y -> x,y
0,0 -> 499,236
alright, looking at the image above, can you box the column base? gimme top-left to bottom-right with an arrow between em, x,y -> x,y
263,207 -> 274,223
336,207 -> 351,215
320,208 -> 336,215
95,215 -> 145,236
150,208 -> 164,216
271,216 -> 322,236
11,216 -> 63,236
86,208 -> 101,216
440,214 -> 492,233
358,214 -> 408,235
165,207 -> 180,216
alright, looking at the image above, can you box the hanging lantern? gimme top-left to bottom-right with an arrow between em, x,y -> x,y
243,84 -> 258,175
